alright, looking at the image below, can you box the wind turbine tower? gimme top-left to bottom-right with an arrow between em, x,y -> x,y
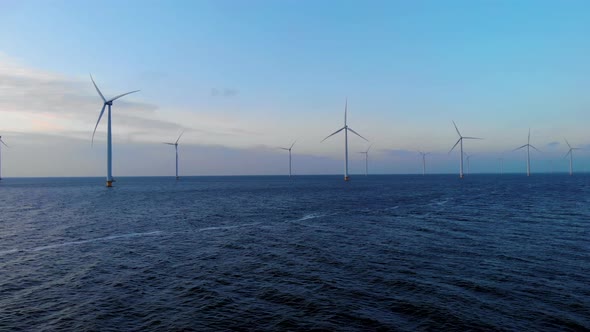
164,132 -> 184,180
322,99 -> 369,181
0,136 -> 7,180
449,121 -> 482,179
418,151 -> 429,176
564,138 -> 581,176
279,140 -> 296,177
91,75 -> 140,187
513,128 -> 540,176
358,144 -> 372,176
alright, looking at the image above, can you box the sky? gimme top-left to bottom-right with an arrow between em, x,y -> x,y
1,0 -> 589,177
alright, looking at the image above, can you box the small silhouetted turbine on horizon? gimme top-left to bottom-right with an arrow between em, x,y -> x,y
0,136 -> 8,180
418,151 -> 429,175
90,75 -> 140,187
358,144 -> 372,176
322,99 -> 368,181
449,121 -> 482,178
164,131 -> 184,180
564,138 -> 581,176
513,128 -> 540,177
464,152 -> 473,175
279,140 -> 296,177
498,157 -> 504,175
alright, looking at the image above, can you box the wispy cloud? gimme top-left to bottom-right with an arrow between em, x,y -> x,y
210,88 -> 239,97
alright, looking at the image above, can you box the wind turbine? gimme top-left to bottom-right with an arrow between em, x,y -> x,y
279,140 -> 296,177
449,121 -> 482,178
564,138 -> 581,176
0,136 -> 7,180
498,157 -> 504,175
418,151 -> 429,175
164,131 -> 184,180
90,75 -> 140,187
322,99 -> 368,181
513,128 -> 540,176
464,152 -> 473,175
358,144 -> 372,176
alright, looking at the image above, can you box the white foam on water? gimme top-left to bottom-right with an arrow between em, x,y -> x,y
292,213 -> 334,222
430,199 -> 449,206
29,231 -> 163,252
0,248 -> 20,256
197,222 -> 261,232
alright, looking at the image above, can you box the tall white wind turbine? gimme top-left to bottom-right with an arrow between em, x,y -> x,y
164,132 -> 184,180
322,99 -> 368,181
90,75 -> 140,187
358,144 -> 372,176
418,151 -> 429,175
0,136 -> 8,180
449,121 -> 482,178
564,138 -> 581,176
513,128 -> 540,177
279,140 -> 296,177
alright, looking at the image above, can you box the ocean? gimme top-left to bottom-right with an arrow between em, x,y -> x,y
0,175 -> 589,331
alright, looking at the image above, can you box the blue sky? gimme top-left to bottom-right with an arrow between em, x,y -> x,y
1,0 -> 589,176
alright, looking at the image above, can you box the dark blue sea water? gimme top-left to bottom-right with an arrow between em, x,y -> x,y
0,175 -> 589,331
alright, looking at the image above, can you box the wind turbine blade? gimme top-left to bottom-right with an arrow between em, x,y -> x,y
175,131 -> 184,144
0,139 -> 8,147
563,150 -> 572,159
163,142 -> 175,145
90,74 -> 106,103
108,90 -> 140,102
530,145 -> 541,153
290,140 -> 297,150
91,103 -> 107,146
347,127 -> 369,142
452,121 -> 462,137
278,147 -> 290,150
463,137 -> 483,140
564,138 -> 572,149
366,144 -> 372,153
449,138 -> 461,153
344,98 -> 348,126
513,144 -> 527,151
528,128 -> 531,145
321,127 -> 345,142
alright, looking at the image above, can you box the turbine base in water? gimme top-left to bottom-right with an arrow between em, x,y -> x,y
344,176 -> 350,181
176,176 -> 179,180
106,180 -> 113,187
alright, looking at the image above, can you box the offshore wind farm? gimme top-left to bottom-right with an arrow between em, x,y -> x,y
1,1 -> 589,331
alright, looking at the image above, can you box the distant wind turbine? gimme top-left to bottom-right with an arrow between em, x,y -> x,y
279,140 -> 296,177
164,131 -> 184,180
498,157 -> 504,175
418,151 -> 429,175
449,121 -> 482,178
464,152 -> 473,175
513,128 -> 540,176
322,99 -> 368,181
0,136 -> 8,180
564,138 -> 581,176
358,144 -> 372,176
90,75 -> 140,187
